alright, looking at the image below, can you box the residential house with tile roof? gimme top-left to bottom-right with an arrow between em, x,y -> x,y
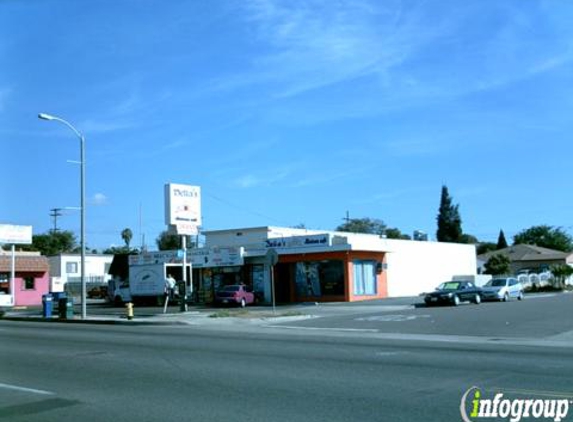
0,251 -> 50,306
477,244 -> 573,275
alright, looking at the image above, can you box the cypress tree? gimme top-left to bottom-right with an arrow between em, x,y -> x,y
436,185 -> 463,242
496,229 -> 508,250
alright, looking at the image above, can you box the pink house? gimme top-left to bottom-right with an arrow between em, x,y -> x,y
0,253 -> 50,306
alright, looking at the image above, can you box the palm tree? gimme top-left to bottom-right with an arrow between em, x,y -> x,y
121,228 -> 133,251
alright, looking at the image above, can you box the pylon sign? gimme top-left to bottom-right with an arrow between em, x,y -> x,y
0,224 -> 32,244
164,184 -> 201,235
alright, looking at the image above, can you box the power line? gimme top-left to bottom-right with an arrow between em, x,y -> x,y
204,192 -> 292,227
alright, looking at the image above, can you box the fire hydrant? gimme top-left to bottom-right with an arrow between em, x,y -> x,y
126,302 -> 134,320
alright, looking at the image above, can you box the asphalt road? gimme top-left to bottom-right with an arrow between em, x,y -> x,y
269,292 -> 573,339
1,294 -> 573,422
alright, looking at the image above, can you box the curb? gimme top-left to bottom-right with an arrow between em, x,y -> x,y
0,315 -> 188,326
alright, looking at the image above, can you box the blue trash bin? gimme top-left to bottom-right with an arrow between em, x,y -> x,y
42,294 -> 53,318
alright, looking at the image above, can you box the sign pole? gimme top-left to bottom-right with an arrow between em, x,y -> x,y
180,235 -> 187,312
271,264 -> 276,315
10,244 -> 15,306
265,248 -> 279,315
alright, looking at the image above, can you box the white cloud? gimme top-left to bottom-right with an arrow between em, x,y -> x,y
79,118 -> 134,134
233,167 -> 292,189
235,174 -> 261,188
91,193 -> 108,206
215,0 -> 420,97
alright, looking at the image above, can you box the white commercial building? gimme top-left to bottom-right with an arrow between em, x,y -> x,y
186,226 -> 477,303
48,254 -> 114,292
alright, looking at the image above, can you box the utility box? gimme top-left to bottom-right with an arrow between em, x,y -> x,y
58,297 -> 74,319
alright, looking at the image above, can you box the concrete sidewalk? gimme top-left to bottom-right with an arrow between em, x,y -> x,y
0,296 -> 419,326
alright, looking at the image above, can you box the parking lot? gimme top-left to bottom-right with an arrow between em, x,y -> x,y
267,292 -> 573,341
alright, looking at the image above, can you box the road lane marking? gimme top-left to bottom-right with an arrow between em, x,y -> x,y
355,314 -> 431,322
375,351 -> 407,357
525,294 -> 558,299
265,325 -> 378,333
0,383 -> 55,395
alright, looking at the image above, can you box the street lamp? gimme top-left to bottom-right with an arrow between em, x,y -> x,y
38,113 -> 87,319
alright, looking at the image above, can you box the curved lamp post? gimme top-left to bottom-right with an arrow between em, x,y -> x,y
38,113 -> 87,319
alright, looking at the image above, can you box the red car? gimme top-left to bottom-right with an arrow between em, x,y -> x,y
214,285 -> 255,307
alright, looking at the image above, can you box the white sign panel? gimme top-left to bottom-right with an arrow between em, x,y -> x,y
164,184 -> 201,228
129,251 -> 180,266
129,247 -> 244,268
265,234 -> 330,249
0,295 -> 14,306
0,224 -> 32,244
191,247 -> 244,268
173,223 -> 199,236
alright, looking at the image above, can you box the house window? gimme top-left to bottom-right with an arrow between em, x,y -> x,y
23,276 -> 35,290
353,260 -> 377,296
66,262 -> 78,274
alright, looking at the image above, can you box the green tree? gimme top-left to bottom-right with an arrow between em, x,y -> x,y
513,225 -> 573,252
18,230 -> 77,255
496,229 -> 508,249
121,228 -> 133,249
436,185 -> 463,243
483,254 -> 511,275
550,264 -> 573,289
384,227 -> 411,240
477,242 -> 497,255
459,234 -> 479,244
156,230 -> 195,251
336,218 -> 387,235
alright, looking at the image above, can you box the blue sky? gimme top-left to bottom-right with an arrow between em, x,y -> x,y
1,0 -> 572,250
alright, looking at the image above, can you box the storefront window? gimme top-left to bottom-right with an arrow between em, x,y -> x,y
353,260 -> 377,295
250,265 -> 265,296
295,260 -> 344,298
0,273 -> 8,293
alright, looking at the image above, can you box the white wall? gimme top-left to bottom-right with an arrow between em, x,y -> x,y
49,254 -> 113,284
205,226 -> 325,248
202,226 -> 478,299
384,240 -> 477,297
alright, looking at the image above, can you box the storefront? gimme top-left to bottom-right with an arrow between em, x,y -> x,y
194,226 -> 477,304
271,251 -> 387,303
190,228 -> 391,304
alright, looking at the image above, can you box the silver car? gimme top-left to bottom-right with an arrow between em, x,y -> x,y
481,277 -> 524,301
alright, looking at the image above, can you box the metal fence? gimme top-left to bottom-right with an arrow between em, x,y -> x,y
65,276 -> 108,298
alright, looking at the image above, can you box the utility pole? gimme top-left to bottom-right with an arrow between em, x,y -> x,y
50,208 -> 62,233
343,210 -> 351,224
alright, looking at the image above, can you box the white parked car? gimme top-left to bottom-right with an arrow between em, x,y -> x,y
481,277 -> 524,302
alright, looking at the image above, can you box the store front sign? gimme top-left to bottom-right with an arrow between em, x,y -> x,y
190,247 -> 244,268
129,247 -> 244,268
265,234 -> 330,249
